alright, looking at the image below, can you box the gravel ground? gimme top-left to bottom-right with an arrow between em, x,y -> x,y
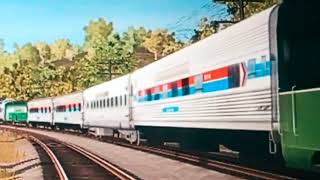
13,138 -> 43,180
5,126 -> 240,180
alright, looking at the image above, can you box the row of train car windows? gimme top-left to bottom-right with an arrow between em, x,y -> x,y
138,58 -> 270,102
86,95 -> 127,109
56,103 -> 82,112
30,104 -> 82,113
29,107 -> 52,113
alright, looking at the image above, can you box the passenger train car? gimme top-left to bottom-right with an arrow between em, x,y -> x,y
2,1 -> 319,172
83,75 -> 133,137
52,92 -> 83,129
28,97 -> 53,127
131,7 -> 273,154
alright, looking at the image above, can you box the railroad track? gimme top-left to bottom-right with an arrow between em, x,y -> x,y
0,125 -> 306,179
29,135 -> 138,180
100,139 -> 295,180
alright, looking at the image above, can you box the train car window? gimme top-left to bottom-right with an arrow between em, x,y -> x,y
162,85 -> 168,98
228,64 -> 240,88
171,81 -> 178,97
68,104 -> 71,112
154,94 -> 160,100
56,105 -> 65,112
103,99 -> 106,108
90,101 -> 93,109
124,95 -> 127,106
111,97 -> 114,107
40,107 -> 43,113
247,59 -> 256,78
107,98 -> 110,107
120,96 -> 122,106
49,107 -> 51,113
44,107 -> 47,113
73,104 -> 76,111
146,89 -> 152,101
195,74 -> 203,91
182,78 -> 190,95
115,96 -> 118,106
78,103 -> 81,111
30,108 -> 39,113
100,100 -> 103,108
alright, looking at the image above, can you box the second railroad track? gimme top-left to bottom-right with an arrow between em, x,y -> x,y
29,135 -> 138,180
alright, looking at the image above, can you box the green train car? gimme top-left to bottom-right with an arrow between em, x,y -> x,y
4,101 -> 28,123
275,1 -> 320,171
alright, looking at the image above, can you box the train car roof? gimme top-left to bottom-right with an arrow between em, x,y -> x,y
132,6 -> 277,77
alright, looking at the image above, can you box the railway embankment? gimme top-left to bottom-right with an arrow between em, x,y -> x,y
0,130 -> 43,180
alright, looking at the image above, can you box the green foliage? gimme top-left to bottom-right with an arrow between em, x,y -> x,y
50,39 -> 72,61
35,42 -> 51,63
191,0 -> 278,42
0,18 -> 184,100
215,0 -> 278,20
143,29 -> 184,60
191,17 -> 218,43
16,43 -> 41,65
84,18 -> 113,49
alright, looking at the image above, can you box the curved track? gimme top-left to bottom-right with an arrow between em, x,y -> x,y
28,135 -> 138,180
1,125 -> 314,179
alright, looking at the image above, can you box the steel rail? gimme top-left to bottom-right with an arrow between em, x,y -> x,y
65,143 -> 137,180
29,136 -> 69,180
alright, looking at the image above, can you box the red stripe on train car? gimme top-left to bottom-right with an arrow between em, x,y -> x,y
203,66 -> 229,82
189,76 -> 195,85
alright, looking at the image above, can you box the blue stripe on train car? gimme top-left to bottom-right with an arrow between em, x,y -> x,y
152,93 -> 164,100
202,77 -> 229,92
189,86 -> 196,94
248,61 -> 271,79
162,106 -> 180,113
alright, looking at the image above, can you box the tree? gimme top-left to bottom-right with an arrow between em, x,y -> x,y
143,29 -> 184,60
16,43 -> 41,65
191,17 -> 219,43
214,0 -> 278,20
84,18 -> 113,49
35,41 -> 51,63
50,39 -> 72,61
122,27 -> 151,51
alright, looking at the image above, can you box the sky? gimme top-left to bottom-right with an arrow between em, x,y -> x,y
0,0 -> 228,52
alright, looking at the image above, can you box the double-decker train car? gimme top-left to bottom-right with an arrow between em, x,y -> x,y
52,92 -> 83,129
27,97 -> 53,127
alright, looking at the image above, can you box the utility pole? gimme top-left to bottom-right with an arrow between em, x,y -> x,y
239,0 -> 245,20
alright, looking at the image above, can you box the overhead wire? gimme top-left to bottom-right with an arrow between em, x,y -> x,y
167,1 -> 230,40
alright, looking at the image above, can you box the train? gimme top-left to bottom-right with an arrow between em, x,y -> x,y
0,2 -> 319,172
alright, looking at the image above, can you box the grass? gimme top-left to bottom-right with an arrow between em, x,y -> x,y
0,130 -> 26,179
